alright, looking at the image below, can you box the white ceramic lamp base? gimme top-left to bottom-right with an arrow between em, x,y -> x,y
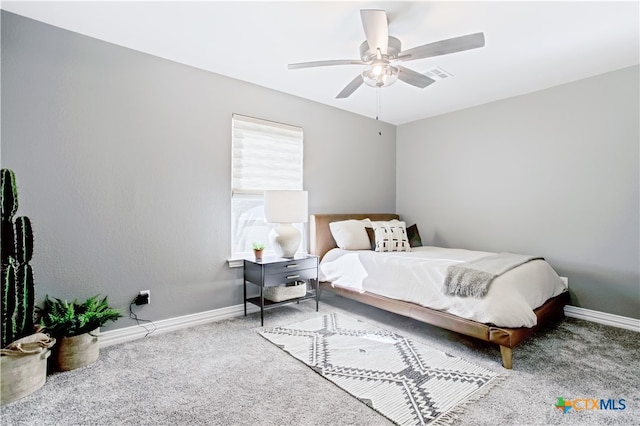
269,223 -> 300,258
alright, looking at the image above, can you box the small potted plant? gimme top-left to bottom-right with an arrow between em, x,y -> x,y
37,295 -> 121,372
252,242 -> 265,261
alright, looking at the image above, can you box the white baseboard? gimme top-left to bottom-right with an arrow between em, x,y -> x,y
99,303 -> 260,348
564,305 -> 640,332
99,302 -> 637,348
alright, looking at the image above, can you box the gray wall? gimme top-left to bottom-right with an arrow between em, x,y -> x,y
397,65 -> 639,319
1,12 -> 396,330
3,10 -> 637,330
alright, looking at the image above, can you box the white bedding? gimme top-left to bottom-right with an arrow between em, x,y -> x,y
319,246 -> 568,328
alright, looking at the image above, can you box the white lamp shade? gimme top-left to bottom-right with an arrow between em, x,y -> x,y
264,190 -> 308,223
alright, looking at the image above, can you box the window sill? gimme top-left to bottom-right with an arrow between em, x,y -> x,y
227,259 -> 244,268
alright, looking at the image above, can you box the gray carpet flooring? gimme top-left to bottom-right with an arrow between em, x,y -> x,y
1,292 -> 638,425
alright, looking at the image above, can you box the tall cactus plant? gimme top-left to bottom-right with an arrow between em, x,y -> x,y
1,169 -> 36,348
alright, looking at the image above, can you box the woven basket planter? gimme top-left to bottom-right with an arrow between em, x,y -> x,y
1,349 -> 51,405
264,282 -> 307,302
51,329 -> 100,372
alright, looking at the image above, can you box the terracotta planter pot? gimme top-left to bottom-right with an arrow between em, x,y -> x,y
1,349 -> 51,405
254,249 -> 264,261
51,329 -> 100,372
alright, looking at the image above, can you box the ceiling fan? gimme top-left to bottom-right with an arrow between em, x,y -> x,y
288,9 -> 485,99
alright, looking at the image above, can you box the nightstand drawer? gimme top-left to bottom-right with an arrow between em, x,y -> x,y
263,267 -> 317,287
263,257 -> 318,275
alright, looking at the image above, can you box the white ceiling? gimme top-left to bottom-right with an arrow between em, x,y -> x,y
3,1 -> 639,125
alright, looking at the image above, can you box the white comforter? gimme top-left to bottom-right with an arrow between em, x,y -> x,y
319,246 -> 567,328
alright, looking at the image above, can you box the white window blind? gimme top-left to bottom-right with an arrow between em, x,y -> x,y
231,114 -> 304,258
232,114 -> 303,194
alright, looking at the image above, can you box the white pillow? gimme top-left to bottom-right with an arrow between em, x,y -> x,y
329,219 -> 372,250
371,220 -> 411,252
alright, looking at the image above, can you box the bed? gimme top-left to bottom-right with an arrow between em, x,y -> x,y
310,213 -> 569,369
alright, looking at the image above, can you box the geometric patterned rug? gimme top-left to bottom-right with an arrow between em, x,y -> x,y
260,313 -> 505,426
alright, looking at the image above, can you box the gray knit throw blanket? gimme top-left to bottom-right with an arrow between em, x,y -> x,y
443,252 -> 543,298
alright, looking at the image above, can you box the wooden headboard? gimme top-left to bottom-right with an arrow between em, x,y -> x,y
309,213 -> 400,260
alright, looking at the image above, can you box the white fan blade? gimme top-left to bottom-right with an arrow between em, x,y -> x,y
397,66 -> 436,88
361,9 -> 388,54
396,33 -> 485,62
288,59 -> 365,70
336,75 -> 364,99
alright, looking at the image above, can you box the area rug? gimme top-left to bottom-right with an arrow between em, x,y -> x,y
259,313 -> 505,426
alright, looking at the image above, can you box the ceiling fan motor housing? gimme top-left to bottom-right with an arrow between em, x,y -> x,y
360,36 -> 401,62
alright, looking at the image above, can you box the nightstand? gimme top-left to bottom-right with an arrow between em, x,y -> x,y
243,254 -> 319,326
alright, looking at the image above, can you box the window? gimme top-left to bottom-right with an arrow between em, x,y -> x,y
231,114 -> 304,259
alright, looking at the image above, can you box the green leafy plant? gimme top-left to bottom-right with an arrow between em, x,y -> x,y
252,242 -> 265,251
37,295 -> 122,337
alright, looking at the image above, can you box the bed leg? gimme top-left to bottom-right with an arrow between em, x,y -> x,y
500,346 -> 513,369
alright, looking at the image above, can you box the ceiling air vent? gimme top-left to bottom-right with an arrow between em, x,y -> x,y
424,67 -> 453,81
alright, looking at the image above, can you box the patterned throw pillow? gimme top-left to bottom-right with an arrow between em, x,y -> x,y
371,220 -> 411,252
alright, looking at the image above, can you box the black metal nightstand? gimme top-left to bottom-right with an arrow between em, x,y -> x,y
243,254 -> 319,326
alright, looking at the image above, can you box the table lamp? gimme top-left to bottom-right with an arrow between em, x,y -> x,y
264,190 -> 308,258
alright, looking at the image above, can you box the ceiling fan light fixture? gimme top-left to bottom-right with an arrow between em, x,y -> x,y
362,64 -> 399,88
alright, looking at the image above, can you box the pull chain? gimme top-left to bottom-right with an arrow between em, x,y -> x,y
376,89 -> 382,135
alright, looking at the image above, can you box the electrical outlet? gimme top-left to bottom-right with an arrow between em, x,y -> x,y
138,290 -> 151,305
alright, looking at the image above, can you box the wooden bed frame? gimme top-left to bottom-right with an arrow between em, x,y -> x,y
310,213 -> 569,369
